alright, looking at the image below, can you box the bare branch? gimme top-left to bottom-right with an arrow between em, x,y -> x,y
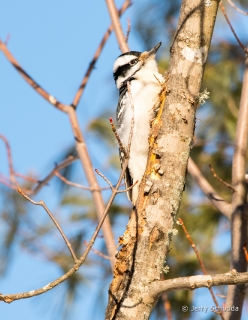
0,41 -> 69,112
178,218 -> 225,320
14,172 -> 38,183
67,106 -> 116,268
0,173 -> 17,190
219,2 -> 248,54
188,157 -> 231,218
72,0 -> 131,108
117,180 -> 138,194
17,188 -> 78,263
105,0 -> 130,53
0,134 -> 17,185
226,53 -> 248,316
110,118 -> 126,157
83,240 -> 110,261
1,269 -> 248,305
55,171 -> 111,191
209,164 -> 235,192
125,18 -> 131,43
243,243 -> 248,263
149,271 -> 248,299
95,169 -> 114,191
29,155 -> 79,195
232,55 -> 248,207
226,0 -> 248,16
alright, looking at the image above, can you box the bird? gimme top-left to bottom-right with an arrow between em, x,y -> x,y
113,42 -> 164,205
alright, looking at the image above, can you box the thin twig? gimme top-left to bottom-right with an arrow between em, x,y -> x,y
209,164 -> 235,192
95,169 -> 114,190
243,242 -> 248,263
29,155 -> 79,195
83,240 -> 110,260
55,171 -> 111,191
178,218 -> 225,320
226,0 -> 248,16
96,167 -> 138,193
0,174 -> 16,190
17,188 -> 78,263
125,18 -> 131,43
220,2 -> 248,54
0,134 -> 17,185
188,158 -> 231,218
117,180 -> 138,193
14,172 -> 38,183
4,34 -> 10,45
0,41 -> 69,112
162,294 -> 173,320
71,0 -> 131,108
109,118 -> 126,156
105,0 -> 130,53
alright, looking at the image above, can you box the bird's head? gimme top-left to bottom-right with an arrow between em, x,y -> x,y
113,42 -> 162,89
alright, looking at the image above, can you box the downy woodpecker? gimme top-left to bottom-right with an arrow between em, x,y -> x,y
113,42 -> 164,204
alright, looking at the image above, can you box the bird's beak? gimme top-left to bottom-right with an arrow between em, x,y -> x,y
148,42 -> 162,57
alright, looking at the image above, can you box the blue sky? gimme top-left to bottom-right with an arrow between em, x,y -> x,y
1,1 -> 248,319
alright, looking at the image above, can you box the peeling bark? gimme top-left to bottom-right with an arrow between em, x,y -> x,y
106,1 -> 219,319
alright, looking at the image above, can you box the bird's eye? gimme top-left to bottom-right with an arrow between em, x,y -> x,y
130,59 -> 138,66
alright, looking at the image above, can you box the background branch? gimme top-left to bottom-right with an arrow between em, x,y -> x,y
105,0 -> 130,53
188,157 -> 231,218
72,0 -> 131,108
17,188 -> 78,263
149,271 -> 248,299
226,0 -> 248,16
226,50 -> 248,319
220,2 -> 248,54
0,41 -> 69,112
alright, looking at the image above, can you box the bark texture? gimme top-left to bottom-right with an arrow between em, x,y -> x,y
106,1 -> 219,319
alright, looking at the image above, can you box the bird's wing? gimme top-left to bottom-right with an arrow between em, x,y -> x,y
117,84 -> 133,202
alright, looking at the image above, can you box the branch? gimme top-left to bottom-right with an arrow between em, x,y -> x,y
125,18 -> 131,43
29,155 -> 79,195
0,100 -> 135,303
0,134 -> 17,185
95,168 -> 138,193
219,2 -> 248,54
17,188 -> 78,263
105,0 -> 130,53
226,50 -> 248,318
231,53 -> 248,208
209,164 -> 235,192
55,171 -> 111,191
226,0 -> 248,16
149,271 -> 248,299
83,240 -> 110,261
0,40 -> 117,266
109,118 -> 126,157
71,0 -> 131,108
188,157 -> 231,218
67,106 -> 116,269
178,218 -> 225,320
0,41 -> 69,112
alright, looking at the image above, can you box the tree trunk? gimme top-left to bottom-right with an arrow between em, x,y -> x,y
105,1 -> 219,319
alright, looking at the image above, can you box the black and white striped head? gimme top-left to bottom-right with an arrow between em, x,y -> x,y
113,42 -> 162,89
